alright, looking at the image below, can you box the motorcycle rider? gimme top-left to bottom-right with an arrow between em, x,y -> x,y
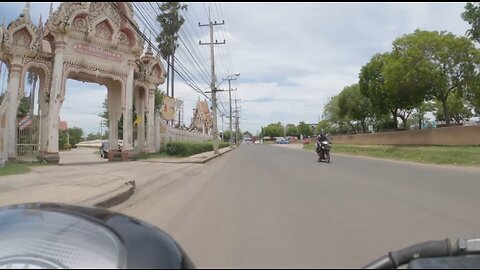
316,133 -> 330,159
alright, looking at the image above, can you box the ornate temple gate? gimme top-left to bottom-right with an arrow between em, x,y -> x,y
0,2 -> 165,163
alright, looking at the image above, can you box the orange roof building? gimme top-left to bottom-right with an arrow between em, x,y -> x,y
59,119 -> 68,132
191,99 -> 213,134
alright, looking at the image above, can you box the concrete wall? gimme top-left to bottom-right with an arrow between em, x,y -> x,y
331,125 -> 480,146
159,121 -> 212,146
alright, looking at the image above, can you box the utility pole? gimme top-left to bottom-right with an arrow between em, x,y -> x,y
220,113 -> 224,142
227,78 -> 236,148
234,98 -> 241,145
199,12 -> 225,154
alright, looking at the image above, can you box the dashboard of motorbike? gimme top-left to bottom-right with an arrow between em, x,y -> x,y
0,203 -> 194,269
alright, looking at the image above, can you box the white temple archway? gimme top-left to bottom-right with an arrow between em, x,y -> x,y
0,2 -> 165,163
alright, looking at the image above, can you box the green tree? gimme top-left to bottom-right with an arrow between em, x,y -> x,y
26,71 -> 38,115
68,127 -> 83,147
359,52 -> 400,129
316,120 -> 333,135
322,95 -> 351,134
17,97 -> 30,118
285,124 -> 298,137
99,97 -> 109,128
261,122 -> 284,137
412,101 -> 435,129
156,2 -> 187,98
337,84 -> 373,132
297,121 -> 313,137
404,30 -> 479,125
223,130 -> 232,142
59,131 -> 69,150
434,92 -> 473,124
86,132 -> 104,141
462,2 -> 480,43
385,33 -> 436,129
466,76 -> 480,115
155,89 -> 164,112
243,131 -> 253,138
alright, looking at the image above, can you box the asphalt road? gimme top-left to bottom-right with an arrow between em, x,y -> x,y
116,144 -> 480,268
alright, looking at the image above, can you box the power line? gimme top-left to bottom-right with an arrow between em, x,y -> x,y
219,3 -> 236,76
123,2 -> 211,101
146,2 -> 211,85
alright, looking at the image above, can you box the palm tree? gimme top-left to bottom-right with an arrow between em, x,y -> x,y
26,71 -> 38,116
156,2 -> 187,99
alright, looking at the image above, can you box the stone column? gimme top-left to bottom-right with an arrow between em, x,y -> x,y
44,41 -> 66,163
122,60 -> 135,152
39,78 -> 49,153
139,91 -> 146,154
154,111 -> 161,152
107,86 -> 119,152
146,89 -> 155,153
5,63 -> 22,160
134,87 -> 145,154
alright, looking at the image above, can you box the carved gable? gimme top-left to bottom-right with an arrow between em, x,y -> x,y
12,28 -> 32,48
94,20 -> 113,41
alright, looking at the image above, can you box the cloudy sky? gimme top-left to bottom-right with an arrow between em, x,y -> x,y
0,2 -> 472,135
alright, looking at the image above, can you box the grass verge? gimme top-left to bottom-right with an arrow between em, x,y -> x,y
0,162 -> 32,176
303,144 -> 480,166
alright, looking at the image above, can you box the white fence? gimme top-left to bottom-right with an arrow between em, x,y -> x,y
160,122 -> 212,143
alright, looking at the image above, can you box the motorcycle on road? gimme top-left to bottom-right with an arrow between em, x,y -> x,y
315,140 -> 331,163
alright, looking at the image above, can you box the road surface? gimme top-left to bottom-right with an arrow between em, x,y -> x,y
114,144 -> 480,268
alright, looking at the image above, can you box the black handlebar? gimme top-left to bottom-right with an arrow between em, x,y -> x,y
363,238 -> 466,269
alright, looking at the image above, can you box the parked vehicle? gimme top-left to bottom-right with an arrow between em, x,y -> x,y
100,141 -> 121,158
100,142 -> 109,158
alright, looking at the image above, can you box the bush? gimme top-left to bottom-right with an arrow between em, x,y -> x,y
166,141 -> 229,156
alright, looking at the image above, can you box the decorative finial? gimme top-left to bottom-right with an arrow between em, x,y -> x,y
22,2 -> 31,22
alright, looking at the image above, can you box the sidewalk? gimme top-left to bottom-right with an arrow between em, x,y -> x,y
0,167 -> 134,208
0,146 -> 236,209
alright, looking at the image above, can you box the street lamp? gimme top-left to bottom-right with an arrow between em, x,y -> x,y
215,72 -> 240,89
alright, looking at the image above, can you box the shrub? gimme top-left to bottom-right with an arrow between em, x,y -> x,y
166,141 -> 229,156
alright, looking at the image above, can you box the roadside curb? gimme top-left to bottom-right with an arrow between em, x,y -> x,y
90,180 -> 136,208
199,146 -> 237,164
141,146 -> 237,164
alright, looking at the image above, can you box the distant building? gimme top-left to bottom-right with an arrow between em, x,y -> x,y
59,119 -> 68,132
191,99 -> 213,134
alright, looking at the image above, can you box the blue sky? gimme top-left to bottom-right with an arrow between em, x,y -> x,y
0,2 -> 473,135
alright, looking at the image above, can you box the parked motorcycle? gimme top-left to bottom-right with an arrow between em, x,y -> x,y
315,140 -> 331,163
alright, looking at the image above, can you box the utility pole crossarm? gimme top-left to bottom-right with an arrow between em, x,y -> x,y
199,41 -> 226,45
